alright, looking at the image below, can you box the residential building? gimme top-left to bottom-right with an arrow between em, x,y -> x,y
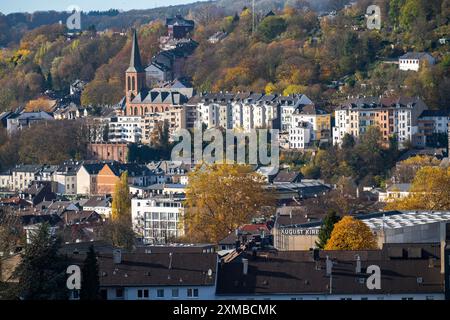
6,111 -> 54,135
333,96 -> 428,149
10,165 -> 43,192
208,31 -> 227,44
96,162 -> 152,195
216,242 -> 447,300
399,52 -> 436,72
108,116 -> 142,143
76,162 -> 105,196
69,250 -> 217,300
82,196 -> 112,217
0,170 -> 12,190
378,183 -> 412,202
53,161 -> 81,195
417,110 -> 450,147
131,193 -> 186,244
166,15 -> 195,40
145,61 -> 172,85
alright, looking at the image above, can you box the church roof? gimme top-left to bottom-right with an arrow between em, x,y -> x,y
127,29 -> 144,73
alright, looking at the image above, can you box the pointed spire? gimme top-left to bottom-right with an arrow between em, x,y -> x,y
127,28 -> 144,73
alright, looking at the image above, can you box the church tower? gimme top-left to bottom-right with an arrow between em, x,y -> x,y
125,29 -> 145,115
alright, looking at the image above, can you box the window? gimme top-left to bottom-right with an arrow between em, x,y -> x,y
187,288 -> 199,298
137,289 -> 149,299
157,289 -> 164,298
115,288 -> 124,299
172,289 -> 179,298
72,290 -> 80,300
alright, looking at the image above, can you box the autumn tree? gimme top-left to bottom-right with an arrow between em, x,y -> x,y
105,172 -> 135,249
315,210 -> 340,249
111,171 -> 131,222
324,216 -> 378,250
391,155 -> 441,183
183,164 -> 275,243
385,167 -> 450,211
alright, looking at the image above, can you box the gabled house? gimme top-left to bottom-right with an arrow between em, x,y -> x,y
399,52 -> 436,72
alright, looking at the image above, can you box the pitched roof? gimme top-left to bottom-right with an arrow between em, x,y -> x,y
71,252 -> 217,287
216,243 -> 444,295
82,196 -> 111,208
419,110 -> 450,118
273,170 -> 301,183
127,29 -> 144,73
399,52 -> 434,60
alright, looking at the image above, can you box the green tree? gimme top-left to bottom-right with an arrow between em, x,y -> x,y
315,210 -> 341,249
80,245 -> 100,300
257,16 -> 287,42
12,223 -> 68,300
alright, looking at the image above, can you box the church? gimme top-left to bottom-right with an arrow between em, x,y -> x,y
124,29 -> 190,117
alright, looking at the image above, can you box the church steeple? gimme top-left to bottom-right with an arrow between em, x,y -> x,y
127,29 -> 144,73
125,28 -> 146,116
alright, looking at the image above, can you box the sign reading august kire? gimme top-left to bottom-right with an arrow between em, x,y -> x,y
280,228 -> 320,236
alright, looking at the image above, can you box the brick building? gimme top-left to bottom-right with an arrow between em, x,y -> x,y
88,143 -> 129,163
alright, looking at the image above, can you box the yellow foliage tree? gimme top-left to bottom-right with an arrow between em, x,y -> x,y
283,84 -> 307,96
183,164 -> 275,243
265,82 -> 277,94
111,171 -> 131,222
385,167 -> 450,211
324,216 -> 377,250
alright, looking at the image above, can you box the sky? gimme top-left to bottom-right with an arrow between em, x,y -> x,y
0,0 -> 204,14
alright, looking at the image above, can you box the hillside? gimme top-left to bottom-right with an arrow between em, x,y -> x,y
0,0 -> 449,112
183,0 -> 449,109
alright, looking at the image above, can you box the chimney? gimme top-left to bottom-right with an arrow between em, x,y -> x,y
242,258 -> 249,275
113,249 -> 122,264
355,255 -> 361,273
326,256 -> 333,276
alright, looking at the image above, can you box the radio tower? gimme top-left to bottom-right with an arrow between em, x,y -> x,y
252,0 -> 256,35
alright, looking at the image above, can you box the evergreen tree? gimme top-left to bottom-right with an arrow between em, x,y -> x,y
80,245 -> 100,300
46,72 -> 53,90
13,223 -> 68,300
315,210 -> 340,249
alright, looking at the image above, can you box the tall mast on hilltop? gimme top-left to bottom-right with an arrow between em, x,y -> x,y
252,0 -> 256,35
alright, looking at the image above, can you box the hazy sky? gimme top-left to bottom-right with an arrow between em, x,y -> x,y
0,0 -> 203,14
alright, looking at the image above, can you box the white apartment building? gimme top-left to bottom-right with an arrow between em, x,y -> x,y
0,171 -> 12,190
194,93 -> 311,133
10,165 -> 43,191
197,103 -> 218,128
108,116 -> 142,143
289,122 -> 312,149
132,194 -> 186,244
